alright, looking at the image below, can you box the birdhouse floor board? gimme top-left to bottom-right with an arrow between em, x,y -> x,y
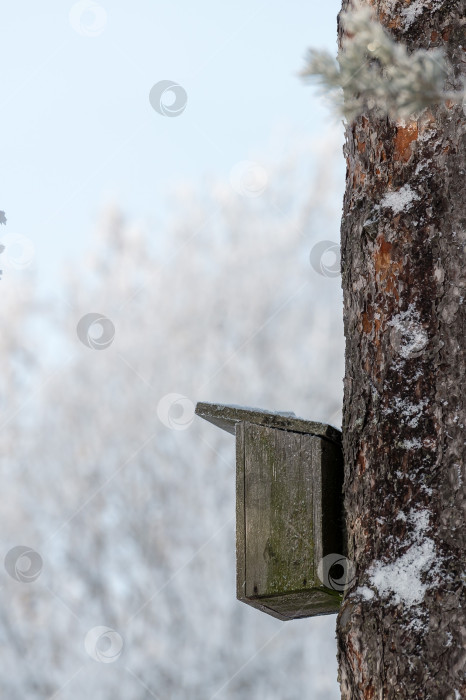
254,589 -> 341,620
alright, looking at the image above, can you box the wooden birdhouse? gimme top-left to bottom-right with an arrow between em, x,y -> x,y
195,402 -> 346,621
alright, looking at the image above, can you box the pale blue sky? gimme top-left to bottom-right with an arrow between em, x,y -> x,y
0,0 -> 342,293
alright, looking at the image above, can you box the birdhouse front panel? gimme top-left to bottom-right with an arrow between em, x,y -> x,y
241,423 -> 314,598
236,421 -> 343,620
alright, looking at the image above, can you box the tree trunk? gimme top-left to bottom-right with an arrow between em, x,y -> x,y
336,2 -> 466,698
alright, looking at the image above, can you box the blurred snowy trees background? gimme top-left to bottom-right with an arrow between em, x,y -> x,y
0,130 -> 345,699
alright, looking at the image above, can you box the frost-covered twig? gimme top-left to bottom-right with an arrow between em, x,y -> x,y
301,3 -> 465,120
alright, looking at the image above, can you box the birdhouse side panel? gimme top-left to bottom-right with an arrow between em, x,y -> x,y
235,422 -> 247,602
320,437 -> 346,560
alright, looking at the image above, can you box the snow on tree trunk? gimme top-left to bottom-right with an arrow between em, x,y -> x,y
336,2 -> 466,698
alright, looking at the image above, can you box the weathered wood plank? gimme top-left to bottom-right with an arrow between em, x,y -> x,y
235,422 -> 246,603
312,437 -> 346,575
258,589 -> 341,619
195,402 -> 342,445
244,424 -> 316,597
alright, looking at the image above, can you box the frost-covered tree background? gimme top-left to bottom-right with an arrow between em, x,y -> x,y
0,136 -> 346,698
0,3 -> 348,696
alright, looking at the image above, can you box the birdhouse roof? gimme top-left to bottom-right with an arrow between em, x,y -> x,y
195,402 -> 341,445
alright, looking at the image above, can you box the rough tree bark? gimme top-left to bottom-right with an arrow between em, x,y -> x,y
336,2 -> 466,698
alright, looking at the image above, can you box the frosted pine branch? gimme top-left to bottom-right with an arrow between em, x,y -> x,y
301,4 -> 465,120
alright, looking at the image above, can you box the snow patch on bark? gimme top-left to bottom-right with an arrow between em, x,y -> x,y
401,437 -> 423,449
384,397 -> 427,428
368,509 -> 438,607
355,586 -> 375,601
389,304 -> 428,359
415,159 -> 432,175
401,0 -> 443,28
380,184 -> 419,213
